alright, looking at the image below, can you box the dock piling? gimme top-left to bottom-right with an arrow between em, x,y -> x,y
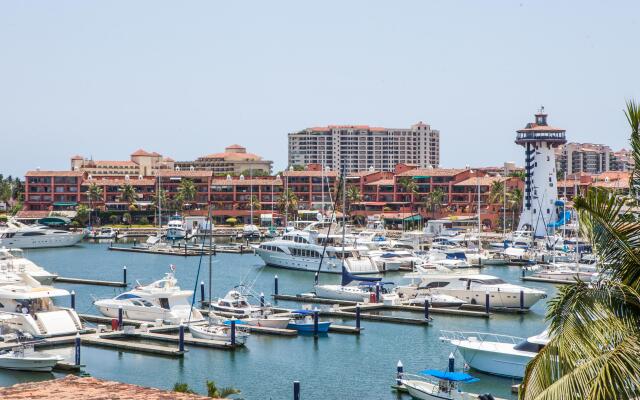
375,283 -> 381,304
520,290 -> 524,310
74,333 -> 81,366
355,304 -> 361,331
71,290 -> 76,310
200,282 -> 205,304
313,310 -> 319,337
118,306 -> 123,330
396,360 -> 403,386
424,299 -> 430,320
260,292 -> 265,312
231,320 -> 236,346
521,266 -> 526,278
448,352 -> 455,372
485,291 -> 490,314
178,324 -> 185,352
274,275 -> 279,295
293,381 -> 300,400
123,266 -> 127,286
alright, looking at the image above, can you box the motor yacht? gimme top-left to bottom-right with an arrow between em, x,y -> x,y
210,289 -> 290,328
0,343 -> 63,372
189,322 -> 249,345
530,262 -> 597,282
286,310 -> 331,333
0,248 -> 57,285
94,269 -> 203,324
254,221 -> 380,274
0,273 -> 83,338
166,215 -> 187,240
314,266 -> 391,302
440,329 -> 550,378
398,359 -> 483,400
396,273 -> 547,309
0,225 -> 83,249
242,224 -> 261,239
92,227 -> 117,239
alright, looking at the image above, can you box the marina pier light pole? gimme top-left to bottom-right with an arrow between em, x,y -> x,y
515,107 -> 566,238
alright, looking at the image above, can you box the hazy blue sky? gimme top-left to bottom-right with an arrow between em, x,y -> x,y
1,1 -> 639,177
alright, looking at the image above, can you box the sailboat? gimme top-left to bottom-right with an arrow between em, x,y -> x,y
315,266 -> 388,302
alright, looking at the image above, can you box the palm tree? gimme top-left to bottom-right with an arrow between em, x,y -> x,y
398,177 -> 419,229
424,188 -> 445,218
178,179 -> 197,209
277,189 -> 298,220
507,187 -> 522,230
0,180 -> 11,204
345,186 -> 362,216
206,380 -> 241,398
119,183 -> 137,206
86,183 -> 103,226
509,170 -> 526,182
521,100 -> 640,400
488,180 -> 505,205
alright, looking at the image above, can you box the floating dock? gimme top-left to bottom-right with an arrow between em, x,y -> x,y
272,294 -> 491,319
522,276 -> 574,285
108,243 -> 254,256
55,276 -> 127,288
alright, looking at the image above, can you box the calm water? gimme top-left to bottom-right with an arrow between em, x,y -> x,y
0,242 -> 558,399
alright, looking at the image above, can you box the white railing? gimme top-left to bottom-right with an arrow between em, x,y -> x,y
439,330 -> 524,345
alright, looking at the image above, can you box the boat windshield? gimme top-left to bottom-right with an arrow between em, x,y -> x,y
513,339 -> 544,353
462,278 -> 506,285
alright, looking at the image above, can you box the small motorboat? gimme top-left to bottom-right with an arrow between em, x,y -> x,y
189,321 -> 249,345
398,360 -> 484,400
92,227 -> 117,240
244,315 -> 290,329
0,344 -> 63,372
286,310 -> 331,333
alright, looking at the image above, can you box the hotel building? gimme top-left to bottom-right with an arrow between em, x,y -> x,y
556,142 -> 635,175
288,122 -> 440,173
174,145 -> 273,176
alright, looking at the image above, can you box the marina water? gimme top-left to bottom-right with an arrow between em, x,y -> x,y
0,242 -> 557,399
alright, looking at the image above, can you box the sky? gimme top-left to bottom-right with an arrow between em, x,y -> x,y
1,0 -> 639,177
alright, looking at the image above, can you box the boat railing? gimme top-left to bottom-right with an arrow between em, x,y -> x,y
439,330 -> 524,345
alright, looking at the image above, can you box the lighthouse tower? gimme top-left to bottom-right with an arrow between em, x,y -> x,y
515,107 -> 566,238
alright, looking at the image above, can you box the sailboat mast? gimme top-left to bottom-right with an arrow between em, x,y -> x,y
249,167 -> 253,226
342,167 -> 346,264
208,202 -> 213,311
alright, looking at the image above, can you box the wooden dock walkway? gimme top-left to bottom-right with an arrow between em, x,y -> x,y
102,331 -> 239,350
522,276 -> 574,285
55,276 -> 127,287
272,294 -> 490,319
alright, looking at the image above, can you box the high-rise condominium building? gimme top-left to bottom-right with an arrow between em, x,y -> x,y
287,121 -> 439,173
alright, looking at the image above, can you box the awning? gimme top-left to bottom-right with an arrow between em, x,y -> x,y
53,202 -> 77,207
38,216 -> 72,226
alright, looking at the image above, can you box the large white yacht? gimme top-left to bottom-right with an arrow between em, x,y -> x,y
440,329 -> 550,378
0,273 -> 83,338
94,269 -> 203,324
0,224 -> 83,249
165,215 -> 187,240
0,248 -> 57,285
254,222 -> 380,274
396,273 -> 547,309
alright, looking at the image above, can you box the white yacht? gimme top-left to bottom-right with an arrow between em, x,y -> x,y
530,262 -> 597,282
0,248 -> 57,285
0,344 -> 63,372
254,222 -> 380,274
396,273 -> 547,309
440,329 -> 550,378
92,227 -> 117,239
242,224 -> 261,239
165,216 -> 187,240
0,225 -> 83,249
94,270 -> 203,324
399,365 -> 481,400
0,273 -> 83,338
189,323 -> 250,345
210,289 -> 289,328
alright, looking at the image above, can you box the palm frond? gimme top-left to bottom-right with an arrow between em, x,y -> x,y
625,100 -> 640,198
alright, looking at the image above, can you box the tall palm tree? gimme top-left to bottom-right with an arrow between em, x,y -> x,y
488,180 -> 505,205
86,183 -> 103,226
345,186 -> 362,216
508,187 -> 523,230
521,100 -> 640,400
425,187 -> 445,219
119,183 -> 137,207
398,177 -> 419,229
278,189 -> 298,220
178,179 -> 197,209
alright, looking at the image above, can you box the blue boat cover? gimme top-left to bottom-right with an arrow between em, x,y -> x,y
419,370 -> 480,383
341,265 -> 382,286
222,319 -> 247,325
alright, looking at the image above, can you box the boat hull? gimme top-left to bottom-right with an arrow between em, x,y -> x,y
245,317 -> 290,329
314,285 -> 367,302
0,233 -> 83,249
402,379 -> 463,400
287,321 -> 331,333
455,345 -> 533,379
0,355 -> 62,372
189,325 -> 248,344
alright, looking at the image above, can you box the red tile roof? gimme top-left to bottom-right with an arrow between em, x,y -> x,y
366,179 -> 395,186
26,170 -> 84,177
517,124 -> 565,133
199,152 -> 264,161
131,149 -> 153,156
156,170 -> 212,178
85,178 -> 156,186
454,176 -> 507,187
396,168 -> 466,177
16,210 -> 50,219
226,144 -> 245,150
211,178 -> 283,185
71,155 -> 83,160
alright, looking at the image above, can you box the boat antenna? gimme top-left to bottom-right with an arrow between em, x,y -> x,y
314,167 -> 343,285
